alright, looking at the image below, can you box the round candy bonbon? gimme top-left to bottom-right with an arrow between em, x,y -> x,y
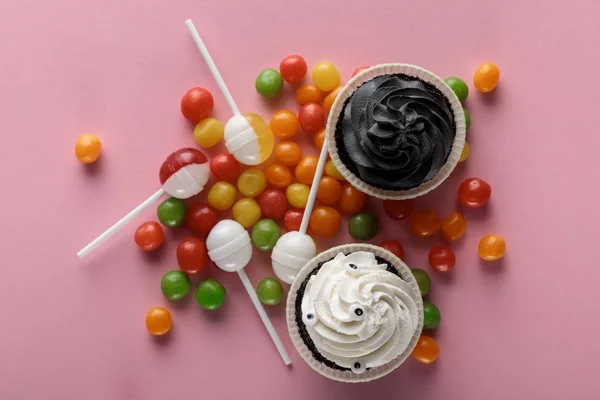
295,155 -> 319,185
177,238 -> 207,276
459,142 -> 470,163
195,279 -> 226,310
298,103 -> 325,134
224,113 -> 274,166
428,245 -> 456,273
379,239 -> 404,260
181,87 -> 214,123
313,128 -> 326,152
464,109 -> 471,129
312,61 -> 340,92
411,269 -> 431,296
272,231 -> 317,284
473,62 -> 500,93
251,219 -> 282,252
161,270 -> 191,300
134,221 -> 165,251
349,212 -> 378,240
441,212 -> 467,241
317,177 -> 342,205
409,210 -> 441,237
157,197 -> 187,228
206,220 -> 252,272
284,209 -> 303,232
193,118 -> 224,148
210,153 -> 241,182
444,77 -> 469,102
325,160 -> 344,180
383,199 -> 414,220
270,109 -> 299,139
75,133 -> 102,163
458,178 -> 491,208
232,198 -> 261,228
159,148 -> 210,199
479,234 -> 506,261
238,168 -> 267,198
145,307 -> 172,336
352,66 -> 370,77
274,141 -> 302,167
323,86 -> 342,113
264,164 -> 293,190
257,278 -> 284,305
279,55 -> 307,84
207,181 -> 237,211
256,68 -> 284,98
339,183 -> 366,214
185,203 -> 218,238
412,336 -> 439,364
309,206 -> 341,238
286,183 -> 310,208
423,301 -> 441,330
295,84 -> 322,105
258,188 -> 288,219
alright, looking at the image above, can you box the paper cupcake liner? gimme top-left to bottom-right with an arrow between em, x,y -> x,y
286,243 -> 424,383
327,63 -> 466,200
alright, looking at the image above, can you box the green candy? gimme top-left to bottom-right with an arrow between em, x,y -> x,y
464,108 -> 471,130
251,219 -> 281,251
157,197 -> 186,228
195,279 -> 226,310
348,212 -> 378,240
161,270 -> 191,300
411,268 -> 431,297
255,68 -> 284,98
256,277 -> 284,306
423,301 -> 441,330
444,77 -> 469,102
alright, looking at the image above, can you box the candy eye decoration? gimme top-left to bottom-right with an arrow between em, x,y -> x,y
349,304 -> 365,321
224,113 -> 274,166
303,311 -> 318,326
344,263 -> 359,273
351,360 -> 367,374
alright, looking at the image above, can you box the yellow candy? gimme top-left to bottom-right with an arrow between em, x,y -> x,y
207,181 -> 237,211
325,160 -> 344,180
459,142 -> 470,163
286,183 -> 310,208
245,113 -> 275,164
238,168 -> 267,198
312,62 -> 341,92
193,118 -> 224,148
232,198 -> 261,228
74,133 -> 101,163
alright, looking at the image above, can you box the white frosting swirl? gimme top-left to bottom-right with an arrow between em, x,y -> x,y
301,251 -> 419,371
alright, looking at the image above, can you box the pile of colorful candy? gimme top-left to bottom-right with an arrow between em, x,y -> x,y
76,56 -> 504,365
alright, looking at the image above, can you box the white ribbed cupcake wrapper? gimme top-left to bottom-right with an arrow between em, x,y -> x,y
326,63 -> 466,200
286,243 -> 424,383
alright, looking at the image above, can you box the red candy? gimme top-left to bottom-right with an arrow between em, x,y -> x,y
279,55 -> 308,84
298,103 -> 325,134
383,199 -> 414,220
258,188 -> 288,219
379,240 -> 405,260
177,238 -> 207,276
134,221 -> 165,251
458,177 -> 492,208
428,245 -> 456,273
352,66 -> 370,77
210,153 -> 241,181
284,209 -> 303,232
181,87 -> 214,123
185,203 -> 218,238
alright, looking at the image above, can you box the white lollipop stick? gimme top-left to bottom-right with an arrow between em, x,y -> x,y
299,135 -> 329,234
77,188 -> 166,259
185,19 -> 240,116
237,269 -> 292,365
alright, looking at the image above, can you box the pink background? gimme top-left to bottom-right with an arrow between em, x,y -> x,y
1,0 -> 599,398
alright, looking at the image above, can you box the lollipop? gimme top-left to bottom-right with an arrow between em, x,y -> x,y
185,20 -> 273,166
206,220 -> 292,365
77,148 -> 210,258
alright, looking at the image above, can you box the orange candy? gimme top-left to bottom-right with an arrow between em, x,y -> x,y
295,155 -> 319,185
441,212 -> 467,241
473,62 -> 500,93
269,109 -> 299,139
295,84 -> 322,105
314,128 -> 326,152
478,234 -> 506,261
317,177 -> 342,205
338,183 -> 366,214
412,335 -> 439,364
75,133 -> 102,163
145,307 -> 172,336
264,164 -> 293,189
274,141 -> 303,167
309,206 -> 341,238
323,86 -> 343,113
409,210 -> 441,237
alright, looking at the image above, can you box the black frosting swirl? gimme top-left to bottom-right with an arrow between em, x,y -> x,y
335,74 -> 456,190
